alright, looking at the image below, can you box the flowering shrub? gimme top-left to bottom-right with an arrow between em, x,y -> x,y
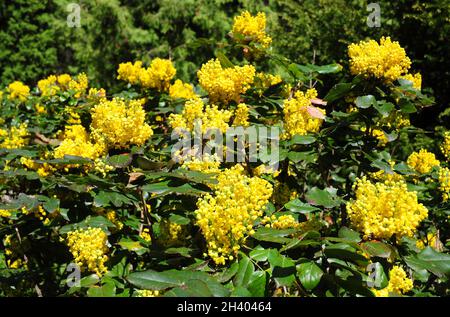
0,10 -> 448,298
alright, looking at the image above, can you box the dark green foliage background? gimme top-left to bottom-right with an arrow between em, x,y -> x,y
0,0 -> 448,116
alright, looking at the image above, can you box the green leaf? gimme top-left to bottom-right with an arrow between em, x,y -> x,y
231,286 -> 252,297
305,187 -> 340,208
315,63 -> 342,74
290,134 -> 316,145
118,239 -> 148,255
164,279 -> 229,297
247,271 -> 267,297
106,154 -> 132,168
252,227 -> 296,244
404,247 -> 450,278
127,269 -> 217,291
249,247 -> 277,262
373,102 -> 395,117
87,283 -> 116,297
233,255 -> 254,287
355,95 -> 376,109
284,199 -> 320,214
268,251 -> 296,287
360,241 -> 393,258
296,262 -> 323,290
366,262 -> 388,289
399,98 -> 417,113
338,227 -> 361,243
215,51 -> 234,68
324,83 -> 352,103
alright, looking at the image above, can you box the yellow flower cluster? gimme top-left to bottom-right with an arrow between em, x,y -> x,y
20,157 -> 54,177
438,167 -> 450,201
272,182 -> 298,206
135,289 -> 161,297
400,73 -> 422,90
282,88 -> 325,138
232,11 -> 272,48
7,81 -> 30,101
169,79 -> 198,99
3,235 -> 26,269
440,132 -> 450,160
256,72 -> 282,88
87,88 -> 107,102
21,205 -> 57,225
140,228 -> 152,242
347,177 -> 428,239
94,208 -> 123,230
253,164 -> 280,177
0,209 -> 11,217
0,123 -> 29,149
407,149 -> 440,174
233,103 -> 250,127
373,266 -> 413,297
69,73 -> 89,98
117,59 -> 176,91
38,74 -> 72,96
197,59 -> 255,104
160,220 -> 186,247
168,98 -> 233,133
90,98 -> 153,149
195,165 -> 273,265
66,227 -> 109,276
416,232 -> 439,250
54,124 -> 106,161
262,214 -> 299,229
181,153 -> 221,174
93,158 -> 114,177
348,37 -> 411,82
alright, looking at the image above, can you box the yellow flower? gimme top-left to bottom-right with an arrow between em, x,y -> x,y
140,228 -> 152,242
38,75 -> 59,96
35,104 -> 47,114
233,103 -> 250,127
197,59 -> 255,104
135,289 -> 161,297
68,73 -> 89,98
438,167 -> 450,201
373,266 -> 413,297
416,232 -> 439,250
117,61 -> 143,84
400,73 -> 422,90
20,156 -> 54,177
159,220 -> 187,247
348,37 -> 411,82
282,88 -> 324,138
117,59 -> 176,91
54,124 -> 106,161
347,176 -> 428,239
263,214 -> 299,229
195,165 -> 273,265
66,227 -> 109,276
272,181 -> 298,206
169,79 -> 197,100
232,11 -> 272,49
0,209 -> 11,217
181,153 -> 221,174
0,123 -> 29,149
57,74 -> 72,88
440,131 -> 450,160
407,149 -> 439,174
7,81 -> 30,101
87,88 -> 107,102
90,98 -> 153,149
168,98 -> 233,133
